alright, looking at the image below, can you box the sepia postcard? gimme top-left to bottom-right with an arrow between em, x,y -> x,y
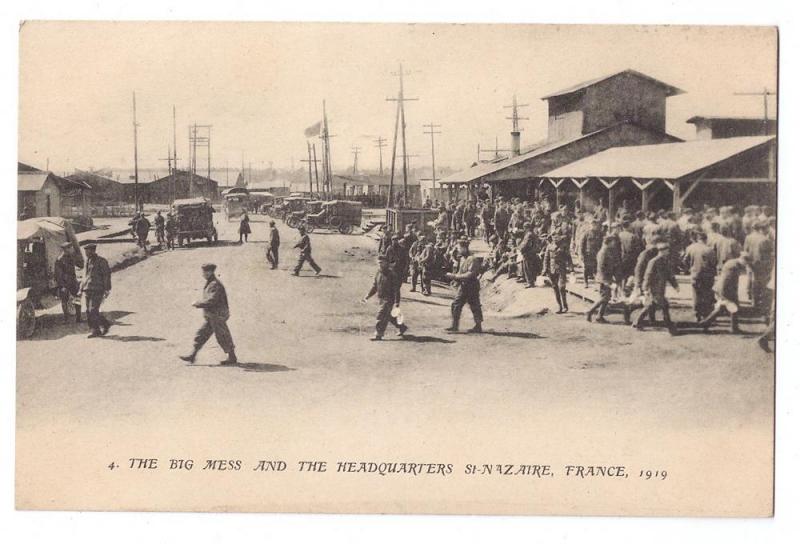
15,21 -> 777,516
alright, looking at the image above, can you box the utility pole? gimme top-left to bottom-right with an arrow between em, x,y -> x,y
480,135 -> 510,160
386,62 -> 419,205
312,144 -> 320,194
504,94 -> 529,156
300,141 -> 316,195
422,122 -> 442,190
159,146 -> 180,202
374,136 -> 387,176
319,100 -> 337,199
734,87 -> 776,135
188,124 -> 212,197
172,105 -> 177,203
351,145 -> 361,175
132,91 -> 140,211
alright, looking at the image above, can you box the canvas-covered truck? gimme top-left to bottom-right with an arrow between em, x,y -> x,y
173,197 -> 218,247
17,217 -> 83,339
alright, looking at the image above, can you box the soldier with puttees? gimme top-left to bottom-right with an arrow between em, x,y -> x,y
292,225 -> 322,276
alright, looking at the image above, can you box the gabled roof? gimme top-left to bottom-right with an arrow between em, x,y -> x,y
541,69 -> 685,100
18,172 -> 51,191
540,136 -> 774,181
439,122 -> 679,185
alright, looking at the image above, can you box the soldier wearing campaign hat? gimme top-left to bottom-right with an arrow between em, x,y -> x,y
181,263 -> 237,365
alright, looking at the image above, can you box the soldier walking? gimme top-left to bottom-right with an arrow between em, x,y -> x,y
180,263 -> 237,365
292,225 -> 322,276
165,212 -> 177,250
632,242 -> 678,334
683,230 -> 717,321
266,220 -> 280,269
698,253 -> 752,334
362,255 -> 408,341
80,243 -> 112,338
445,238 -> 483,333
54,242 -> 83,324
586,235 -> 620,323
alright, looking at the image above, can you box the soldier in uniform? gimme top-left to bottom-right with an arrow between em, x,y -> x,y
54,242 -> 82,323
586,235 -> 620,323
134,213 -> 151,249
743,221 -> 774,319
408,232 -> 424,293
181,263 -> 237,364
362,255 -> 408,341
579,217 -> 603,288
699,253 -> 752,334
266,220 -> 281,269
80,243 -> 112,338
165,212 -> 177,250
153,210 -> 166,246
683,230 -> 717,321
542,232 -> 572,314
292,225 -> 322,276
445,238 -> 483,333
632,242 -> 678,334
417,236 -> 436,296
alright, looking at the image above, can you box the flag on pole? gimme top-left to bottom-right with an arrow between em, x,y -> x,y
304,121 -> 322,138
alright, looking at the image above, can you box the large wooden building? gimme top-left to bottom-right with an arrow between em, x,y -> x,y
147,170 -> 220,203
439,69 -> 684,199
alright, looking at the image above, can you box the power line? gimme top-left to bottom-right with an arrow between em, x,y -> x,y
422,122 -> 442,190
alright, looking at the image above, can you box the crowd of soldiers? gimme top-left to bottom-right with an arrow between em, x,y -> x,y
371,195 -> 776,350
128,209 -> 178,250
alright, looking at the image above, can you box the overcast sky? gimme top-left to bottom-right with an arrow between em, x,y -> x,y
19,22 -> 776,175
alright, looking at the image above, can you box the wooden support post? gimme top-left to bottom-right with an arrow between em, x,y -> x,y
672,180 -> 681,213
640,185 -> 648,212
607,182 -> 616,225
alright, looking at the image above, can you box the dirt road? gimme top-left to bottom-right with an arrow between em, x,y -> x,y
16,214 -> 774,515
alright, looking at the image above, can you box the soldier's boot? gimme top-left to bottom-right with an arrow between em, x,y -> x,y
445,315 -> 460,332
560,288 -> 569,312
220,350 -> 238,365
179,349 -> 198,364
730,313 -> 741,335
595,303 -> 608,324
75,305 -> 82,323
623,304 -> 632,325
466,321 -> 482,334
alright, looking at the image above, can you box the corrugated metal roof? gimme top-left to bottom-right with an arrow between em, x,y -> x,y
686,115 -> 776,124
541,69 -> 685,100
18,173 -> 51,191
541,136 -> 774,180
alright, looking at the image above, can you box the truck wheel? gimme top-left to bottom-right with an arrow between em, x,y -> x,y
17,300 -> 36,339
337,223 -> 349,234
305,223 -> 315,233
178,236 -> 184,247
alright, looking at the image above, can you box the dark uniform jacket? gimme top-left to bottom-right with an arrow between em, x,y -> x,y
367,269 -> 397,304
683,242 -> 717,281
618,230 -> 643,274
294,233 -> 313,256
451,255 -> 481,290
743,231 -> 773,272
633,247 -> 659,291
268,226 -> 281,247
195,276 -> 230,319
81,255 -> 111,293
54,253 -> 79,291
596,245 -> 620,285
579,227 -> 603,262
642,254 -> 677,297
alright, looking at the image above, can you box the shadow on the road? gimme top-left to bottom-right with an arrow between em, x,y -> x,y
294,273 -> 340,279
99,334 -> 165,342
190,362 -> 295,372
402,297 -> 450,307
27,311 -> 134,341
401,334 -> 456,344
479,330 -> 544,339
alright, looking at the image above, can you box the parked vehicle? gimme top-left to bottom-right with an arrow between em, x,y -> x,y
279,196 -> 311,223
303,200 -> 363,234
222,190 -> 250,222
17,217 -> 83,339
286,200 -> 323,228
173,197 -> 218,247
